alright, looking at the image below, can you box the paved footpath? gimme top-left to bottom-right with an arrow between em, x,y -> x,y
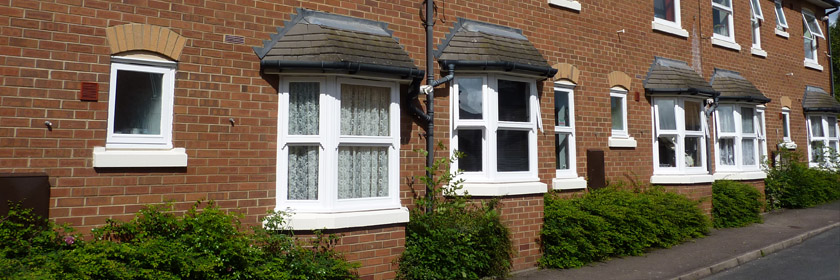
511,201 -> 840,280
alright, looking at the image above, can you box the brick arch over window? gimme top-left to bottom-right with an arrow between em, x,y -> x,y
105,24 -> 187,61
552,63 -> 580,84
608,71 -> 632,90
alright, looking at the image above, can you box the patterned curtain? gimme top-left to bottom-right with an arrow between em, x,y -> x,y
338,84 -> 390,199
287,82 -> 320,200
341,84 -> 389,136
289,82 -> 319,135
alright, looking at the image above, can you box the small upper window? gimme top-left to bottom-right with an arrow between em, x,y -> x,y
652,0 -> 688,37
106,57 -> 176,149
802,9 -> 824,39
782,107 -> 791,142
712,0 -> 735,41
750,0 -> 763,51
803,9 -> 822,68
774,0 -> 788,30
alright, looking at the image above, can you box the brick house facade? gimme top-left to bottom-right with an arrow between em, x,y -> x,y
1,0 -> 838,279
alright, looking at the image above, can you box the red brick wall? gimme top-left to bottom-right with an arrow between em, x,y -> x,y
0,0 -> 831,278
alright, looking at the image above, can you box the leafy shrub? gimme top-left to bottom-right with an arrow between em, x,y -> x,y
0,202 -> 359,280
765,149 -> 840,209
397,145 -> 513,280
712,180 -> 762,228
539,187 -> 709,269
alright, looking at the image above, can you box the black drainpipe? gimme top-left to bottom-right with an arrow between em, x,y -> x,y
826,7 -> 839,96
425,0 -> 436,213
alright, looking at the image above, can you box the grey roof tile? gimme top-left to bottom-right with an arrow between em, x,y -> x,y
643,57 -> 717,97
803,86 -> 840,112
710,69 -> 770,103
435,18 -> 552,71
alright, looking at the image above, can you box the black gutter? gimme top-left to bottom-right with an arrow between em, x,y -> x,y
438,60 -> 558,79
804,107 -> 840,113
826,7 -> 839,97
645,88 -> 719,97
717,96 -> 772,104
823,0 -> 840,7
260,60 -> 425,80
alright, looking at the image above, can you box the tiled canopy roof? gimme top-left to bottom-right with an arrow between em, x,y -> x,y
803,86 -> 840,113
435,18 -> 555,77
644,57 -> 717,97
710,69 -> 770,103
253,9 -> 420,77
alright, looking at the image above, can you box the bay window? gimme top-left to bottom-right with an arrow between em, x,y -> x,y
807,114 -> 840,167
715,105 -> 766,173
652,97 -> 707,175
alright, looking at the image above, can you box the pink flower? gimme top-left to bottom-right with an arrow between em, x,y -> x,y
64,236 -> 75,245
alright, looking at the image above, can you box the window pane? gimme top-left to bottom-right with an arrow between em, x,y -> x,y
288,82 -> 319,135
805,14 -> 822,36
340,84 -> 390,136
337,146 -> 388,199
658,136 -> 677,167
828,117 -> 837,137
811,141 -> 825,163
657,99 -> 677,130
718,106 -> 736,133
685,136 -> 702,167
783,114 -> 790,138
113,70 -> 163,135
752,20 -> 759,45
719,138 -> 735,166
654,0 -> 675,22
775,1 -> 787,26
804,37 -> 814,60
611,96 -> 624,131
498,80 -> 529,122
750,0 -> 762,17
757,111 -> 765,136
497,130 -> 529,172
288,146 -> 318,200
742,139 -> 756,166
830,141 -> 839,153
555,90 -> 570,127
458,77 -> 483,119
713,8 -> 730,37
742,107 -> 755,134
713,0 -> 730,6
810,116 -> 824,137
685,100 -> 702,131
458,129 -> 483,172
556,133 -> 570,170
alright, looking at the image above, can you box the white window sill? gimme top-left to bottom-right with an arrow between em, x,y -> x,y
283,208 -> 409,230
456,181 -> 548,196
751,48 -> 767,58
651,20 -> 689,38
552,177 -> 587,190
778,141 -> 797,150
93,147 -> 187,167
804,60 -> 823,71
547,0 -> 580,11
713,171 -> 767,181
608,136 -> 637,148
775,29 -> 789,38
711,37 -> 741,51
650,174 -> 714,185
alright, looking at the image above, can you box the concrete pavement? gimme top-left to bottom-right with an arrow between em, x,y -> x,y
511,200 -> 840,280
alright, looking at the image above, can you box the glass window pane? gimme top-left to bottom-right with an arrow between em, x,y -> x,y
811,141 -> 825,163
783,114 -> 790,138
657,99 -> 677,130
555,90 -> 570,127
337,146 -> 389,199
611,96 -> 624,131
685,100 -> 702,131
288,146 -> 318,200
288,82 -> 319,135
713,8 -> 730,37
458,77 -> 483,120
718,106 -> 736,133
458,129 -> 483,172
498,80 -> 530,122
741,107 -> 755,133
497,130 -> 529,172
757,111 -> 765,136
556,133 -> 570,170
658,136 -> 677,167
685,136 -> 702,167
830,141 -> 839,153
654,0 -> 675,22
805,14 -> 822,36
750,0 -> 762,17
804,37 -> 814,60
742,139 -> 756,166
340,84 -> 390,136
713,0 -> 731,6
775,1 -> 787,26
828,117 -> 837,137
752,20 -> 759,45
113,70 -> 163,135
719,138 -> 735,166
810,116 -> 824,137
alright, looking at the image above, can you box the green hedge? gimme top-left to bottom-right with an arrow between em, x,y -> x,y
0,202 -> 358,280
712,180 -> 763,228
765,150 -> 840,209
539,187 -> 709,269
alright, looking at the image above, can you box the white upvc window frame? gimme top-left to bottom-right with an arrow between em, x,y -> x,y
276,76 -> 402,215
802,8 -> 823,70
450,73 -> 541,186
774,0 -> 789,32
554,82 -> 578,179
712,0 -> 736,43
652,0 -> 689,37
806,114 -> 840,167
782,107 -> 792,142
756,106 -> 768,163
714,104 -> 763,173
106,57 -> 176,149
548,0 -> 581,11
610,87 -> 629,138
750,0 -> 765,56
651,97 -> 708,175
